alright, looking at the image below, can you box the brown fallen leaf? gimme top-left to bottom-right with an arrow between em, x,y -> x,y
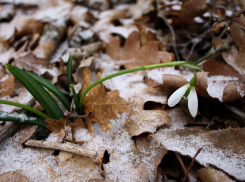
13,125 -> 38,147
146,71 -> 245,102
79,68 -> 127,135
106,31 -> 173,69
203,60 -> 242,78
126,91 -> 171,136
13,52 -> 60,77
45,118 -> 86,143
197,167 -> 234,182
152,128 -> 245,181
57,151 -> 103,181
0,170 -> 29,182
0,74 -> 14,97
180,0 -> 208,25
136,135 -> 168,182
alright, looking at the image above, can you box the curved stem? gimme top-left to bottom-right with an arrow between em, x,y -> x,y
79,61 -> 203,111
0,99 -> 50,120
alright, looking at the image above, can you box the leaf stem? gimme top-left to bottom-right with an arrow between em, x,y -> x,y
0,99 -> 50,119
79,61 -> 203,111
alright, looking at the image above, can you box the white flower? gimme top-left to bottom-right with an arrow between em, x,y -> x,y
168,83 -> 198,117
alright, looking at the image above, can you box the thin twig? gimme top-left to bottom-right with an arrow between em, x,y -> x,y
197,40 -> 234,64
24,140 -> 97,158
183,148 -> 203,182
155,0 -> 180,60
217,10 -> 245,23
222,103 -> 245,122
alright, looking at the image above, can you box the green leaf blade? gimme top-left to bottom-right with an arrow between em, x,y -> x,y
0,99 -> 50,119
67,54 -> 73,86
0,111 -> 47,128
6,64 -> 65,120
70,84 -> 81,115
27,72 -> 71,111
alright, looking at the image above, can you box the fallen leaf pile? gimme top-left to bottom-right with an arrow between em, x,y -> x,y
1,0 -> 245,181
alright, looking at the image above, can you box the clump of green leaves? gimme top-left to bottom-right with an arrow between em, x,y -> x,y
0,55 -> 202,129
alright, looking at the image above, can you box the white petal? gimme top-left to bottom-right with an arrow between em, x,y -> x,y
187,87 -> 198,117
168,84 -> 189,107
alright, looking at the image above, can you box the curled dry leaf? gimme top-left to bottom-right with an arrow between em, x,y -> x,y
136,135 -> 168,182
152,128 -> 245,181
0,170 -> 29,182
197,167 -> 234,182
147,71 -> 245,102
106,31 -> 173,69
45,118 -> 86,143
13,125 -> 38,147
126,87 -> 171,136
80,68 -> 127,135
56,151 -> 103,181
13,52 -> 60,77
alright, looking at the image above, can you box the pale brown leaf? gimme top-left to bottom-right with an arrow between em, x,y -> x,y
80,68 -> 127,135
197,167 -> 234,182
152,128 -> 245,181
0,170 -> 29,182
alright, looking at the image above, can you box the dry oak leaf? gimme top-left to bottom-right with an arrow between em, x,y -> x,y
136,135 -> 168,182
0,74 -> 14,97
56,151 -> 103,181
126,87 -> 171,136
106,31 -> 174,69
0,170 -> 29,182
197,167 -> 234,182
152,128 -> 245,181
80,68 -> 127,135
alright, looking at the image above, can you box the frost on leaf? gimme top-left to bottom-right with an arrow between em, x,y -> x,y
80,68 -> 127,135
152,128 -> 245,181
126,87 -> 171,136
0,170 -> 29,182
136,135 -> 168,182
146,70 -> 245,102
56,151 -> 103,181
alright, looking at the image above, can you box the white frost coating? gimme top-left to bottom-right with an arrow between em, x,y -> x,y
171,5 -> 181,11
154,129 -> 245,180
236,82 -> 245,97
79,29 -> 94,40
146,67 -> 194,84
207,75 -> 238,102
0,48 -> 14,65
0,112 -> 37,121
194,17 -> 204,23
50,40 -> 68,63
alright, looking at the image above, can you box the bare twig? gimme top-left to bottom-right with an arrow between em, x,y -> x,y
197,40 -> 234,64
24,140 -> 97,158
217,10 -> 245,23
155,0 -> 180,60
183,148 -> 203,182
222,103 -> 245,123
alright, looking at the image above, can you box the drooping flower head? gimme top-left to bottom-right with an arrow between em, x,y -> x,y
168,74 -> 198,117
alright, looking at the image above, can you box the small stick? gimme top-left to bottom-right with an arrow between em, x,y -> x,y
197,41 -> 234,64
24,140 -> 97,158
155,0 -> 180,60
183,148 -> 203,182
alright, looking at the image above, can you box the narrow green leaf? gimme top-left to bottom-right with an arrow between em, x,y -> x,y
0,99 -> 50,119
67,54 -> 73,86
0,111 -> 47,128
70,84 -> 81,114
27,72 -> 71,111
6,64 -> 64,119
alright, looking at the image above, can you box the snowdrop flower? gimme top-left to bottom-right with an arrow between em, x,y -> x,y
168,75 -> 198,117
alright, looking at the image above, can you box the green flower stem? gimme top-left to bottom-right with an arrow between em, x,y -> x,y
0,99 -> 50,120
79,61 -> 203,111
